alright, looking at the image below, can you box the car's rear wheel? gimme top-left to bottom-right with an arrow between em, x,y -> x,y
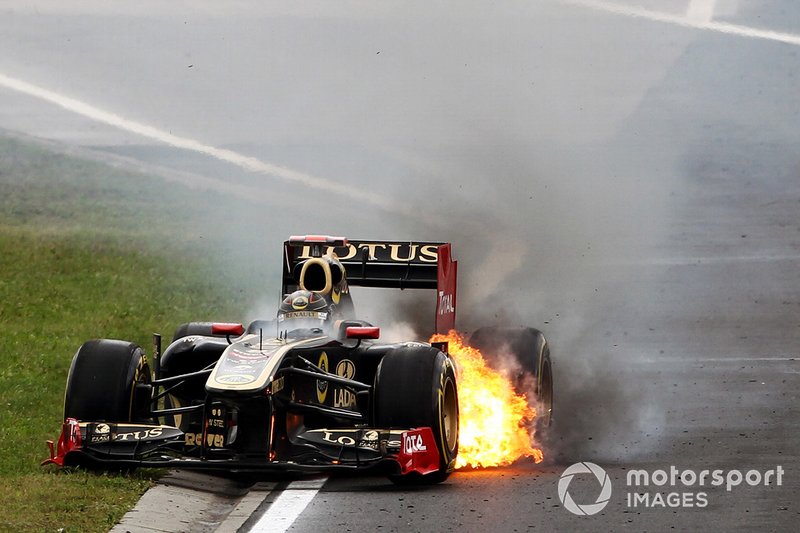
537,345 -> 554,429
374,346 -> 459,484
470,326 -> 553,428
64,339 -> 151,423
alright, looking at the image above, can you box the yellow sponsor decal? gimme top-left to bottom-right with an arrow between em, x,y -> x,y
281,311 -> 325,320
335,359 -> 355,379
297,242 -> 440,263
292,296 -> 309,310
185,433 -> 225,447
333,359 -> 357,408
317,352 -> 328,403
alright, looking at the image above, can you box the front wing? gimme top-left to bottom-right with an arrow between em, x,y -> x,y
43,418 -> 440,476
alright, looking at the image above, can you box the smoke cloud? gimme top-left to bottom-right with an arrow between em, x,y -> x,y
222,3 -> 689,463
3,1 -> 706,464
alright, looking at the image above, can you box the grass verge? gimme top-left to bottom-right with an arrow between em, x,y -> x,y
0,134 -> 256,532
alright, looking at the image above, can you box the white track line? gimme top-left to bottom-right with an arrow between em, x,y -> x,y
686,0 -> 716,24
0,72 -> 394,211
248,478 -> 326,533
563,0 -> 800,47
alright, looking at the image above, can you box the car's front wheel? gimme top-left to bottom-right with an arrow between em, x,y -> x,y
374,345 -> 459,484
64,339 -> 151,423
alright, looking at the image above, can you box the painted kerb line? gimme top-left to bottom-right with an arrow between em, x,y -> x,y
247,478 -> 326,533
686,0 -> 716,24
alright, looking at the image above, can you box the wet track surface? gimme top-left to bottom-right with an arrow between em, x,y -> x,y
2,1 -> 799,530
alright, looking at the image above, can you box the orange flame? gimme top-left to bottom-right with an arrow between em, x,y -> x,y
430,330 -> 543,468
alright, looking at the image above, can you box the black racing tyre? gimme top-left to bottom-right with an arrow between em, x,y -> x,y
537,346 -> 554,430
159,331 -> 231,423
374,346 -> 459,484
64,339 -> 151,423
469,326 -> 553,428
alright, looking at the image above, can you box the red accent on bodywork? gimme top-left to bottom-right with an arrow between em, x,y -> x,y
42,418 -> 82,466
289,235 -> 348,246
396,427 -> 440,476
345,326 -> 381,339
211,323 -> 245,336
435,244 -> 457,334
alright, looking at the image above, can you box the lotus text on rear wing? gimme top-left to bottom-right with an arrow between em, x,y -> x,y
295,242 -> 440,263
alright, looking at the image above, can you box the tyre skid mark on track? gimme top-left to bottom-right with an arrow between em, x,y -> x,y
638,357 -> 798,364
630,254 -> 800,265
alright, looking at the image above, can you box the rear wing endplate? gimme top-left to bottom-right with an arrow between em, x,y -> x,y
282,238 -> 457,333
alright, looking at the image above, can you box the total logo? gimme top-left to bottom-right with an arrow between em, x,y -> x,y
438,291 -> 455,315
403,433 -> 428,455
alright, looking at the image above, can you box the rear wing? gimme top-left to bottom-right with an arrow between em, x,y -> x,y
282,236 -> 457,333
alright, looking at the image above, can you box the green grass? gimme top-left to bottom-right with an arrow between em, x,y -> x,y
0,135 -> 258,532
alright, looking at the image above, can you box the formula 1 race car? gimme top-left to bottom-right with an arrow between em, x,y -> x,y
44,236 -> 462,483
44,235 -> 553,483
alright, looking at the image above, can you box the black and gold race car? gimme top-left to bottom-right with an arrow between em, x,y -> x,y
44,236 -> 462,483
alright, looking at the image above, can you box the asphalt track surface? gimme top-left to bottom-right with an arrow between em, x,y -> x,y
2,1 -> 799,531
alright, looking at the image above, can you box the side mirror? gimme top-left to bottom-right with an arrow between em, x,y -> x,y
211,323 -> 245,336
345,326 -> 380,340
